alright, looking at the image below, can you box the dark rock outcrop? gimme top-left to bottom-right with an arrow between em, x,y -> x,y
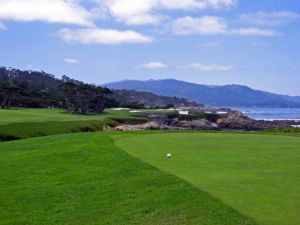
215,110 -> 300,130
113,110 -> 300,131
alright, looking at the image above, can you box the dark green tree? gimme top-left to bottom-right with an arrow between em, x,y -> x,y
59,82 -> 111,114
0,82 -> 20,109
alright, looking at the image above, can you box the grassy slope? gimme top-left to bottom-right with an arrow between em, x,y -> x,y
0,109 -> 147,141
0,108 -> 136,125
115,132 -> 300,225
0,132 -> 258,225
0,120 -> 106,141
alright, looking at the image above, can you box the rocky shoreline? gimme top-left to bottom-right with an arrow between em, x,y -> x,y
114,110 -> 300,131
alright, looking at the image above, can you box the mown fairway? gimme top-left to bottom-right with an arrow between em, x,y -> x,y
0,132 -> 258,225
116,132 -> 300,225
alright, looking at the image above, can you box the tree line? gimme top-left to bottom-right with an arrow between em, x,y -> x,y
0,67 -> 199,114
0,67 -> 117,113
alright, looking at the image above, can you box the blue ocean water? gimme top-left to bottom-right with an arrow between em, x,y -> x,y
231,107 -> 300,120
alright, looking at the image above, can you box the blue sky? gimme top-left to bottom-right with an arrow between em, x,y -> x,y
0,0 -> 300,95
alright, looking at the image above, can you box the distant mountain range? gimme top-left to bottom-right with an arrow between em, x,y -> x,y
111,89 -> 200,108
104,79 -> 300,108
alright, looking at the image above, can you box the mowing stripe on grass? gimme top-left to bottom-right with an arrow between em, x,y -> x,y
0,132 -> 259,225
115,132 -> 300,225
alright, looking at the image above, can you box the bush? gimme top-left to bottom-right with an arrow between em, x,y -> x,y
167,111 -> 179,119
110,117 -> 149,125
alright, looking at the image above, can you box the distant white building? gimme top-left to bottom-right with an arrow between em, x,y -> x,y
216,111 -> 228,115
112,108 -> 129,111
178,110 -> 189,115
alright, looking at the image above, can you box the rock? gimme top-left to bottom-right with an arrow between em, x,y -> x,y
215,110 -> 295,130
114,121 -> 170,131
114,109 -> 299,131
179,119 -> 219,130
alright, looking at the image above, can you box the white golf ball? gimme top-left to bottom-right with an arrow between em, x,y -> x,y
166,153 -> 172,158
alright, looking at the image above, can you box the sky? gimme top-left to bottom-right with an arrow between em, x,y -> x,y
0,0 -> 300,96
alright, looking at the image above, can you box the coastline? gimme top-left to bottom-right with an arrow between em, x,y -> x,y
231,107 -> 300,122
258,118 -> 300,122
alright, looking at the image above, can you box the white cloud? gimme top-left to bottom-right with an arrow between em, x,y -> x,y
239,11 -> 300,27
170,16 -> 227,35
170,16 -> 280,36
159,0 -> 237,9
104,0 -> 164,25
99,0 -> 237,25
138,62 -> 167,69
233,28 -> 280,36
119,13 -> 166,26
180,63 -> 234,72
0,0 -> 95,26
0,0 -> 238,27
57,28 -> 153,44
64,58 -> 79,64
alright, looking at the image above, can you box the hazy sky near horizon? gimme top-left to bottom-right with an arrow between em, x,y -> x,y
0,0 -> 300,95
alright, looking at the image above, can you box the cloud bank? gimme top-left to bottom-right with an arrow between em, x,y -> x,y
0,1 -> 296,45
169,16 -> 280,36
138,62 -> 168,69
99,0 -> 237,25
180,63 -> 235,72
64,58 -> 79,64
57,28 -> 153,44
239,11 -> 300,27
0,0 -> 95,26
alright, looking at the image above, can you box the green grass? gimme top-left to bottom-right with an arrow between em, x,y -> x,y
0,132 -> 258,225
0,108 -> 139,125
1,108 -> 298,225
0,120 -> 106,141
264,127 -> 300,137
115,132 -> 300,225
0,108 -> 147,141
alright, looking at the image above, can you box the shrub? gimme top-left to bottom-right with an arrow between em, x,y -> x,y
167,111 -> 179,119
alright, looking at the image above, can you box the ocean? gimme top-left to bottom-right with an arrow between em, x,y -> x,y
231,107 -> 300,121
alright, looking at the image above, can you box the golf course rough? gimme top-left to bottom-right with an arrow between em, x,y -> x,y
0,108 -> 147,141
0,108 -> 139,126
0,132 -> 259,225
115,132 -> 300,225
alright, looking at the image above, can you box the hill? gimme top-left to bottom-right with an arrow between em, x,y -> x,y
105,79 -> 300,108
0,67 -> 198,109
111,89 -> 200,108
